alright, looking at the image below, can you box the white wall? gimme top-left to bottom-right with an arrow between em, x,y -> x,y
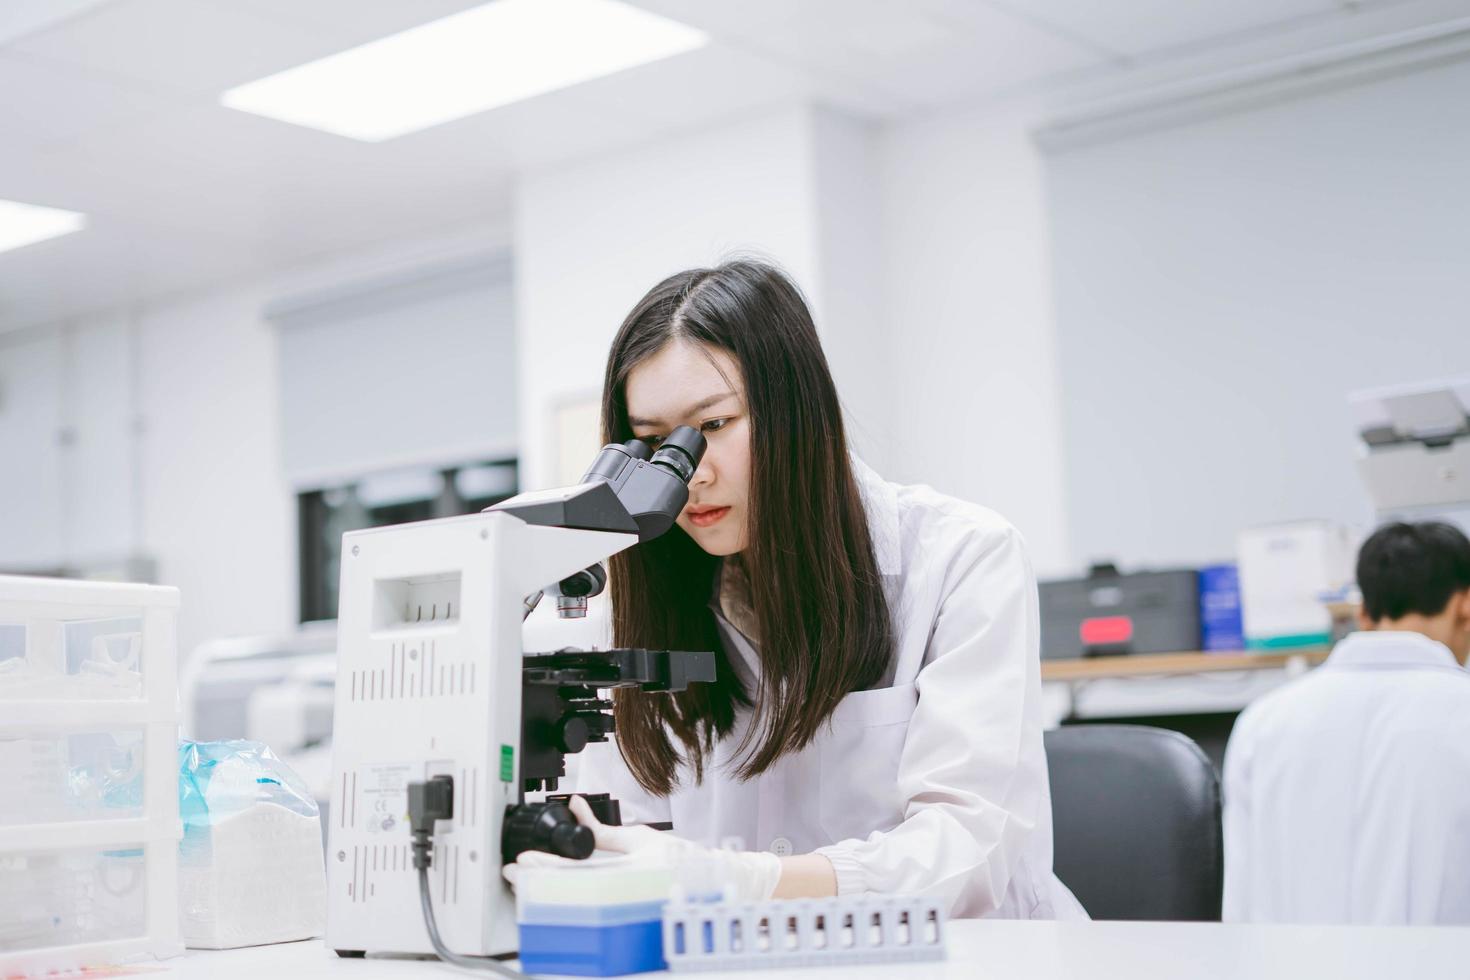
514,105 -> 892,489
0,288 -> 293,654
1,222 -> 514,656
272,258 -> 517,488
0,329 -> 67,567
811,110 -> 893,473
134,283 -> 295,654
1044,55 -> 1470,570
875,52 -> 1470,580
62,315 -> 139,563
878,99 -> 1073,576
515,106 -> 817,489
0,317 -> 141,570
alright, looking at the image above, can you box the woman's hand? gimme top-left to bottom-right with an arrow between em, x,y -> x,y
503,795 -> 783,901
560,794 -> 698,862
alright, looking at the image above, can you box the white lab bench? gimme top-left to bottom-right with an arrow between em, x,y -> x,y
164,919 -> 1470,980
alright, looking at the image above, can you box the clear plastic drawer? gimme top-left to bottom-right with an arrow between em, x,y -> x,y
0,729 -> 146,827
0,612 -> 145,701
0,845 -> 148,953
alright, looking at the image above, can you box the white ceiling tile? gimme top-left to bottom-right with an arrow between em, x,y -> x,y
548,42 -> 814,128
799,0 -> 961,60
218,0 -> 487,46
7,0 -> 384,94
630,0 -> 800,44
0,52 -> 178,154
42,102 -> 505,226
381,82 -> 668,173
0,133 -> 512,332
0,0 -> 114,47
637,0 -> 1103,108
996,0 -> 1344,59
851,1 -> 1107,103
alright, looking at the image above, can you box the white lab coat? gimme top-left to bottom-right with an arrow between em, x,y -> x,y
575,459 -> 1086,919
1222,630 -> 1470,924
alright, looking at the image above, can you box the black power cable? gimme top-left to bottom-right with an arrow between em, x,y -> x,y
409,776 -> 527,978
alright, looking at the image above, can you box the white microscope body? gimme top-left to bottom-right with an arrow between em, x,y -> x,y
324,427 -> 710,959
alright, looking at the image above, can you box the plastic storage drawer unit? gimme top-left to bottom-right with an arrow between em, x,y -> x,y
0,575 -> 183,977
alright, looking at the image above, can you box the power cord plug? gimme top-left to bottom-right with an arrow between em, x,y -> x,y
410,775 -> 455,871
406,775 -> 525,978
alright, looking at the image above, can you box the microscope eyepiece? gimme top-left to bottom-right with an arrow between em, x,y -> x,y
648,425 -> 705,484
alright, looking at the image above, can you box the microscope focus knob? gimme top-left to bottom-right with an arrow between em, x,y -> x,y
552,821 -> 595,859
556,714 -> 591,754
502,801 -> 596,865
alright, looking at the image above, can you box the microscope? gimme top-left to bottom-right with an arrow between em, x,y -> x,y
325,427 -> 715,960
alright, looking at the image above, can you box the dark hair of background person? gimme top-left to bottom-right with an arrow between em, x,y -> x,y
599,259 -> 895,795
1357,520 -> 1470,622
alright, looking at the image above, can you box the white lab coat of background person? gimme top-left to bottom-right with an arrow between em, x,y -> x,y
1222,630 -> 1470,924
574,458 -> 1088,919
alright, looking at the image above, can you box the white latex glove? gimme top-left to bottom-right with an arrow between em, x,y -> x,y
503,795 -> 782,901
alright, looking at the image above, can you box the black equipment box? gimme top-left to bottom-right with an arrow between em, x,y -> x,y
1039,565 -> 1201,659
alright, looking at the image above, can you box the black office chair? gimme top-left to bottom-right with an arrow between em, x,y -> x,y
1044,724 -> 1223,920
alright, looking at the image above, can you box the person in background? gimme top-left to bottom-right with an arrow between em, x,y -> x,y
1222,520 -> 1470,924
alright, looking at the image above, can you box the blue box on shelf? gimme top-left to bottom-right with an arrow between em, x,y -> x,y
1199,563 -> 1245,652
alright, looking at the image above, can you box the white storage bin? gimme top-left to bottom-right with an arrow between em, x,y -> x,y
0,575 -> 182,978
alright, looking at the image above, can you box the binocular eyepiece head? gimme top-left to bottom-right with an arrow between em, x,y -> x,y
573,424 -> 707,542
490,426 -> 707,545
582,424 -> 706,489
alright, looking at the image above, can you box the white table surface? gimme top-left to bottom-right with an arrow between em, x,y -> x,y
161,920 -> 1470,980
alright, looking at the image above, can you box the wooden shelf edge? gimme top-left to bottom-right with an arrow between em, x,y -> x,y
1040,648 -> 1331,681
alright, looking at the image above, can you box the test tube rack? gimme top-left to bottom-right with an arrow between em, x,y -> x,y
662,893 -> 947,972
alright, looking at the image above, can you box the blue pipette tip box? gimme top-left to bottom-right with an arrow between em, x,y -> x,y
514,858 -> 673,975
518,920 -> 666,976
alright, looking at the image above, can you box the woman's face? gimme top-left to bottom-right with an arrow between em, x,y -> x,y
624,338 -> 751,557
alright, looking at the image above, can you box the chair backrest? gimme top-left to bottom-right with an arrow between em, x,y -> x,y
1044,724 -> 1223,920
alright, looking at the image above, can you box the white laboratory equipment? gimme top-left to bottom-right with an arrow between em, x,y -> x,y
325,426 -> 715,963
1352,376 -> 1470,533
1236,521 -> 1355,649
0,574 -> 182,976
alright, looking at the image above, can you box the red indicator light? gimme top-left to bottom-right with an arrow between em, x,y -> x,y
1081,616 -> 1134,647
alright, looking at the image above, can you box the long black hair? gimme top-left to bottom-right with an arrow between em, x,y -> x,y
602,259 -> 894,794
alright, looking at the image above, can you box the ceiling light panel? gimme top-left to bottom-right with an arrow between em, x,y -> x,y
220,0 -> 709,142
0,199 -> 86,255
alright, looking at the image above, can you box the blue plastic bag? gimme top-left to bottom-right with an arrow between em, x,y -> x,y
178,739 -> 318,839
177,739 -> 326,948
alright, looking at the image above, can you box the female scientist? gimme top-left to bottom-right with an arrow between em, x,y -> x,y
537,259 -> 1084,919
